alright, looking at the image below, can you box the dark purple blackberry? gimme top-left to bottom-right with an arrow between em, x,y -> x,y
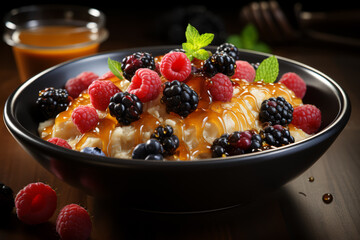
161,80 -> 199,118
108,92 -> 143,125
121,52 -> 156,80
261,125 -> 295,147
36,87 -> 70,119
132,139 -> 164,160
259,97 -> 293,126
151,125 -> 180,156
202,51 -> 236,78
216,43 -> 241,60
0,182 -> 14,218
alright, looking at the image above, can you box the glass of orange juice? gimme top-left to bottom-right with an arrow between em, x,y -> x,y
3,5 -> 108,82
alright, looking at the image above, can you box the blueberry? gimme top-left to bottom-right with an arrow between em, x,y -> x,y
132,143 -> 147,159
81,147 -> 106,156
145,139 -> 163,155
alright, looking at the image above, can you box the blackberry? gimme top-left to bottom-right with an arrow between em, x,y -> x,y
260,125 -> 295,147
132,139 -> 164,160
81,147 -> 106,156
108,92 -> 143,125
211,130 -> 262,158
0,182 -> 14,218
121,52 -> 156,80
151,125 -> 180,156
216,43 -> 241,60
161,80 -> 199,118
36,87 -> 70,119
259,97 -> 293,126
202,51 -> 236,78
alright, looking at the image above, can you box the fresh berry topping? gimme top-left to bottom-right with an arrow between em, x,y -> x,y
211,130 -> 262,158
15,182 -> 57,225
47,137 -> 72,149
0,182 -> 14,217
127,68 -> 162,102
121,52 -> 156,80
292,104 -> 322,134
208,73 -> 233,102
108,92 -> 143,125
98,71 -> 115,80
56,204 -> 92,240
81,147 -> 106,156
132,139 -> 164,160
151,125 -> 180,156
36,87 -> 70,119
161,80 -> 199,118
279,72 -> 307,99
216,43 -> 240,60
232,60 -> 256,82
160,52 -> 192,82
71,105 -> 99,134
202,51 -> 236,78
260,125 -> 295,147
65,72 -> 99,98
88,80 -> 121,111
259,97 -> 293,126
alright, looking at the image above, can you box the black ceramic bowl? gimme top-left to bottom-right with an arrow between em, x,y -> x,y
4,46 -> 351,213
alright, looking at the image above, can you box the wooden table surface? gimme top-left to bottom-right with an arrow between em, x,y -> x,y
0,7 -> 359,240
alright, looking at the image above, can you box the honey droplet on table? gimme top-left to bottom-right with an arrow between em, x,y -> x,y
322,193 -> 333,204
308,176 -> 314,182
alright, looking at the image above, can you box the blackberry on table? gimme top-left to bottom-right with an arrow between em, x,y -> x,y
132,139 -> 164,160
259,96 -> 293,126
161,80 -> 199,118
0,182 -> 14,217
261,125 -> 295,147
216,43 -> 241,60
151,125 -> 180,156
36,87 -> 70,119
108,92 -> 143,125
121,52 -> 156,80
202,51 -> 236,78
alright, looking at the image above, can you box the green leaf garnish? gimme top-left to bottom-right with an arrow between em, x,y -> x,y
182,24 -> 214,61
107,57 -> 124,80
254,55 -> 279,83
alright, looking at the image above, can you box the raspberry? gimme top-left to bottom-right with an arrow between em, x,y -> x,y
279,72 -> 307,99
208,73 -> 233,102
15,182 -> 57,225
71,105 -> 99,134
56,204 -> 92,240
127,68 -> 162,102
65,72 -> 99,98
47,137 -> 72,149
160,52 -> 192,82
88,80 -> 121,111
292,104 -> 322,134
232,60 -> 256,82
98,71 -> 115,80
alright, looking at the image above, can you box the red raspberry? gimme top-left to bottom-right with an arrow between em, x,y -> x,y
292,104 -> 321,134
71,105 -> 99,134
56,204 -> 92,240
65,72 -> 99,98
208,73 -> 233,102
232,60 -> 256,82
15,182 -> 57,225
279,72 -> 307,99
160,52 -> 191,82
98,71 -> 115,80
47,137 -> 72,149
127,68 -> 162,102
88,80 -> 121,111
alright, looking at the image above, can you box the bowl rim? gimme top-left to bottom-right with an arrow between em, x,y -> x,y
3,45 -> 351,168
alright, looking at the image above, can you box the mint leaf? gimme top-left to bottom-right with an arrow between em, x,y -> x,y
192,49 -> 210,60
254,55 -> 279,83
197,33 -> 214,48
241,24 -> 258,49
183,24 -> 214,61
107,58 -> 124,80
185,24 -> 200,45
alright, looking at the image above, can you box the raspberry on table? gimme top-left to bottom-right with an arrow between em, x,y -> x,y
232,60 -> 256,82
208,73 -> 233,102
71,105 -> 99,134
15,182 -> 57,225
88,80 -> 121,111
127,68 -> 162,102
259,97 -> 294,126
202,51 -> 236,78
160,52 -> 192,82
36,87 -> 70,119
0,182 -> 14,218
132,139 -> 164,160
47,137 -> 72,149
279,72 -> 307,99
121,52 -> 156,80
108,92 -> 143,125
65,71 -> 99,98
56,204 -> 92,240
292,104 -> 322,134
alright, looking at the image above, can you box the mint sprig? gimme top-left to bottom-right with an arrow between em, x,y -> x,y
254,55 -> 279,83
182,24 -> 214,61
107,57 -> 124,80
